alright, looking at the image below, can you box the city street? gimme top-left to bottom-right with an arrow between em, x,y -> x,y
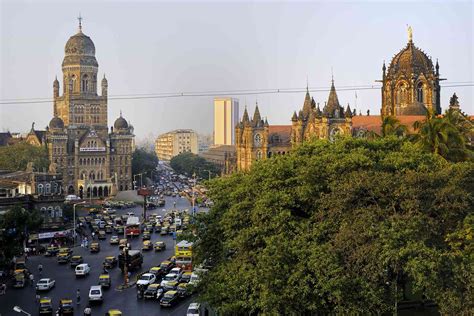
0,193 -> 201,316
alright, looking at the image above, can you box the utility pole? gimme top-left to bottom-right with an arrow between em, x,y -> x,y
191,172 -> 196,217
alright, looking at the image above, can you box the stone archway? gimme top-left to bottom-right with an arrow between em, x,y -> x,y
79,186 -> 84,199
93,187 -> 98,197
104,186 -> 108,197
68,185 -> 75,194
98,186 -> 103,197
87,187 -> 91,198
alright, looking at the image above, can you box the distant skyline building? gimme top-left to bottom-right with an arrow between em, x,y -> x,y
155,129 -> 198,161
214,97 -> 239,146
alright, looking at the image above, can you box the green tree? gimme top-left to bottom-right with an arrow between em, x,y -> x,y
0,142 -> 49,171
0,206 -> 43,265
381,115 -> 408,137
170,152 -> 220,180
131,147 -> 158,182
193,138 -> 473,315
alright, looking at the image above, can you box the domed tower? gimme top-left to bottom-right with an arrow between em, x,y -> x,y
54,16 -> 107,128
381,27 -> 441,116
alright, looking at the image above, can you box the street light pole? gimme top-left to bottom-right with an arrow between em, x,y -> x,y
192,172 -> 196,217
73,201 -> 86,243
13,306 -> 31,316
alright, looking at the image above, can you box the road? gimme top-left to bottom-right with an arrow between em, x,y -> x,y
0,193 -> 200,316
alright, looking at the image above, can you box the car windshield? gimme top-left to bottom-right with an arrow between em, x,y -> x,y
91,290 -> 101,295
164,293 -> 174,298
188,308 -> 199,313
164,275 -> 176,281
40,302 -> 51,307
38,280 -> 47,284
140,275 -> 151,280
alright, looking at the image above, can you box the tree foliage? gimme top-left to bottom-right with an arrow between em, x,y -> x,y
0,206 -> 43,265
170,152 -> 221,180
0,142 -> 49,171
194,137 -> 473,315
131,147 -> 158,180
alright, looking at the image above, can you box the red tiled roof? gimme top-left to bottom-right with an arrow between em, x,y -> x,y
352,115 -> 426,134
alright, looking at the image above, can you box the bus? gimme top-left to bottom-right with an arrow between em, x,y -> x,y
175,240 -> 193,271
125,216 -> 140,237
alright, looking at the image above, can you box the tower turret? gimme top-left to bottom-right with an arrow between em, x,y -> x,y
102,74 -> 108,97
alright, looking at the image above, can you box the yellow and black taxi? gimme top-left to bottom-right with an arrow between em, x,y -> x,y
105,310 -> 122,316
159,290 -> 179,307
70,255 -> 83,267
105,225 -> 113,234
162,280 -> 179,292
98,230 -> 107,240
98,274 -> 111,288
57,252 -> 71,264
13,269 -> 26,288
39,297 -> 53,315
180,271 -> 193,283
149,266 -> 163,277
142,240 -> 153,251
159,260 -> 174,274
177,282 -> 190,297
103,256 -> 117,269
142,231 -> 151,241
154,241 -> 166,251
110,235 -> 120,245
90,242 -> 100,253
58,247 -> 72,255
44,245 -> 59,257
143,283 -> 163,300
58,298 -> 74,315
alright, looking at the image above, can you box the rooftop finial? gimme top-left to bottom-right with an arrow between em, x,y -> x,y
120,110 -> 122,117
78,13 -> 83,32
407,25 -> 413,42
331,67 -> 334,86
306,75 -> 309,92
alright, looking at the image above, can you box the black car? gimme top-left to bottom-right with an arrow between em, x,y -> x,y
70,256 -> 83,267
103,256 -> 117,269
143,284 -> 163,300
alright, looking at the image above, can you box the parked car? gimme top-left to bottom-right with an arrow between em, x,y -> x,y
36,278 -> 56,291
75,263 -> 91,277
88,285 -> 103,302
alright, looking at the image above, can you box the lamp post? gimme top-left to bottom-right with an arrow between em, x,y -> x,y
13,306 -> 31,316
191,172 -> 196,217
73,201 -> 86,243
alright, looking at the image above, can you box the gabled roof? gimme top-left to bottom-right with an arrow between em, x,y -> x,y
268,125 -> 292,145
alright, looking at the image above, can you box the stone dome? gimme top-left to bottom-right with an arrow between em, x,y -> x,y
49,116 -> 64,129
388,40 -> 434,76
398,102 -> 427,116
114,116 -> 128,130
62,31 -> 98,67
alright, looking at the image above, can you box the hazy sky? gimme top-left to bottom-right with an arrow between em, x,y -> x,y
1,0 -> 472,142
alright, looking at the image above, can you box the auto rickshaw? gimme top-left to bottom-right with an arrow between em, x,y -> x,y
13,269 -> 26,288
39,297 -> 53,315
98,274 -> 111,288
106,310 -> 122,316
57,298 -> 74,315
142,240 -> 152,251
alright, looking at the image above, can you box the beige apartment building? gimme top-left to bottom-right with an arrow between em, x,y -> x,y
155,129 -> 198,161
214,97 -> 239,145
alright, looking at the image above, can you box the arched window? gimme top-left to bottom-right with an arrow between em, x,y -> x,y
45,183 -> 51,194
256,150 -> 262,160
417,82 -> 424,103
38,184 -> 44,194
82,74 -> 89,92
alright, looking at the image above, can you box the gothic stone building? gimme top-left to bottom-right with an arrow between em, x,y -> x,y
235,29 -> 464,172
27,21 -> 134,198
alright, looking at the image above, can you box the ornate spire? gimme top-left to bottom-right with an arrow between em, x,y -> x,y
323,77 -> 341,117
345,104 -> 352,118
316,103 -> 322,117
252,102 -> 261,125
291,111 -> 298,122
407,25 -> 413,43
264,117 -> 269,127
242,106 -> 250,123
78,13 -> 83,33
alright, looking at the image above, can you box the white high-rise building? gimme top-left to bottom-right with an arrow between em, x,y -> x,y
214,97 -> 239,146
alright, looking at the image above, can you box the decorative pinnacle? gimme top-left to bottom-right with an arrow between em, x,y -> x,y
78,13 -> 83,32
407,25 -> 413,42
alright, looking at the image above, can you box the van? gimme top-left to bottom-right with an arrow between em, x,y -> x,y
75,263 -> 91,277
89,285 -> 103,302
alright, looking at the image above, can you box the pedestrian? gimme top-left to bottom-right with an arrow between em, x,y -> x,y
76,289 -> 81,305
38,263 -> 43,276
0,283 -> 6,295
29,273 -> 34,286
83,305 -> 92,316
91,232 -> 95,240
35,291 -> 40,303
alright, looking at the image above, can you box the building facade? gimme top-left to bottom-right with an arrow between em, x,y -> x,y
155,129 -> 198,161
214,97 -> 239,146
235,29 -> 466,172
27,20 -> 134,197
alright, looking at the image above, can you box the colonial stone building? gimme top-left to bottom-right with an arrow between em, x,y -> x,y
27,20 -> 134,197
234,29 -> 466,172
380,27 -> 441,117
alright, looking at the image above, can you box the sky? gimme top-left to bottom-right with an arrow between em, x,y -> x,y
0,0 -> 472,142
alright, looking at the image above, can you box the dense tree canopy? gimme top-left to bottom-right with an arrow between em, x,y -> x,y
0,142 -> 49,171
132,147 -> 158,182
193,137 -> 473,315
170,152 -> 220,180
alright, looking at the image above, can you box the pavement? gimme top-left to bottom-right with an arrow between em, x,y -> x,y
0,193 -> 199,316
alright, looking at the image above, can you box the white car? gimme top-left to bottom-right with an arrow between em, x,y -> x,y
88,285 -> 103,302
127,212 -> 135,217
75,263 -> 91,277
169,267 -> 183,279
187,303 -> 201,316
189,272 -> 201,286
136,273 -> 156,287
36,278 -> 55,291
160,273 -> 180,287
